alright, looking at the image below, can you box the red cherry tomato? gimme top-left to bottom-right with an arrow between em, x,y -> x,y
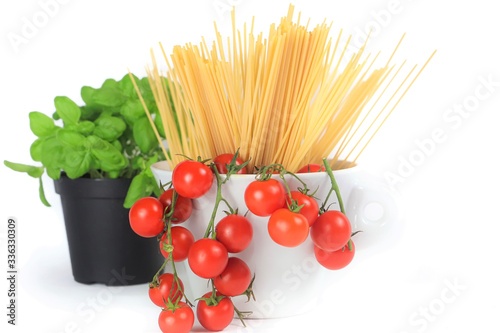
172,160 -> 213,199
159,226 -> 195,262
268,208 -> 309,247
188,238 -> 228,279
310,210 -> 352,252
314,241 -> 355,270
148,273 -> 184,307
244,179 -> 286,217
213,257 -> 252,296
213,153 -> 247,174
215,214 -> 253,253
158,189 -> 193,223
129,197 -> 164,238
158,302 -> 194,333
297,163 -> 326,173
197,292 -> 234,332
285,191 -> 319,226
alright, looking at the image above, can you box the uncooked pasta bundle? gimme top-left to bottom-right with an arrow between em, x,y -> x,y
134,5 -> 435,172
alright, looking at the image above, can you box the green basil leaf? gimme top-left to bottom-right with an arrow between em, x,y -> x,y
63,149 -> 92,179
41,137 -> 64,170
119,73 -> 139,98
38,177 -> 51,207
133,116 -> 157,153
111,140 -> 122,152
123,172 -> 151,208
92,87 -> 127,107
57,129 -> 86,148
101,78 -> 119,89
120,99 -> 146,125
107,170 -> 120,179
94,116 -> 127,142
65,124 -> 78,131
30,138 -> 44,161
46,166 -> 60,180
29,111 -> 57,138
131,155 -> 145,170
88,135 -> 127,172
54,96 -> 81,125
76,121 -> 95,135
139,77 -> 154,101
3,160 -> 44,178
81,86 -> 96,106
153,112 -> 166,138
80,105 -> 100,121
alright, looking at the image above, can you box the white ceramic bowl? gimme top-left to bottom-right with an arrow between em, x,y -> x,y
151,161 -> 400,318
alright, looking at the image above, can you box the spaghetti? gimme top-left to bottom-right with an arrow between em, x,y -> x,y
134,5 -> 435,172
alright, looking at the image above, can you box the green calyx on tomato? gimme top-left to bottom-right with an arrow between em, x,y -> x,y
213,149 -> 249,175
285,190 -> 320,226
158,301 -> 194,333
196,291 -> 235,331
148,273 -> 185,308
197,290 -> 251,329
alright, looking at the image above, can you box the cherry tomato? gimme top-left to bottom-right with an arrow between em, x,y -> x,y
148,273 -> 184,307
215,214 -> 253,253
172,160 -> 213,199
158,189 -> 193,223
214,257 -> 252,296
310,210 -> 352,252
314,241 -> 355,270
158,302 -> 194,333
213,153 -> 247,174
297,163 -> 326,173
129,197 -> 164,238
285,191 -> 319,226
197,292 -> 234,331
159,226 -> 195,262
244,179 -> 286,217
268,208 -> 309,247
188,239 -> 228,279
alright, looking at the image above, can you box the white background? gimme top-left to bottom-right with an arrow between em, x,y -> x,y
1,0 -> 500,332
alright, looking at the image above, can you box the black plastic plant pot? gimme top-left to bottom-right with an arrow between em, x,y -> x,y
54,175 -> 163,286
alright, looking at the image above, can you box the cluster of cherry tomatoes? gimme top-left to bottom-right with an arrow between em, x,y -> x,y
129,154 -> 255,332
243,162 -> 356,270
128,153 -> 357,333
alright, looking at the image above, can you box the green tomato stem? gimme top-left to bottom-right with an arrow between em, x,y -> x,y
321,158 -> 345,214
157,190 -> 193,306
234,305 -> 252,327
152,259 -> 168,284
203,165 -> 234,239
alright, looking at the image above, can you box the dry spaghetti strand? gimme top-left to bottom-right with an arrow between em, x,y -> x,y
135,5 -> 434,172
